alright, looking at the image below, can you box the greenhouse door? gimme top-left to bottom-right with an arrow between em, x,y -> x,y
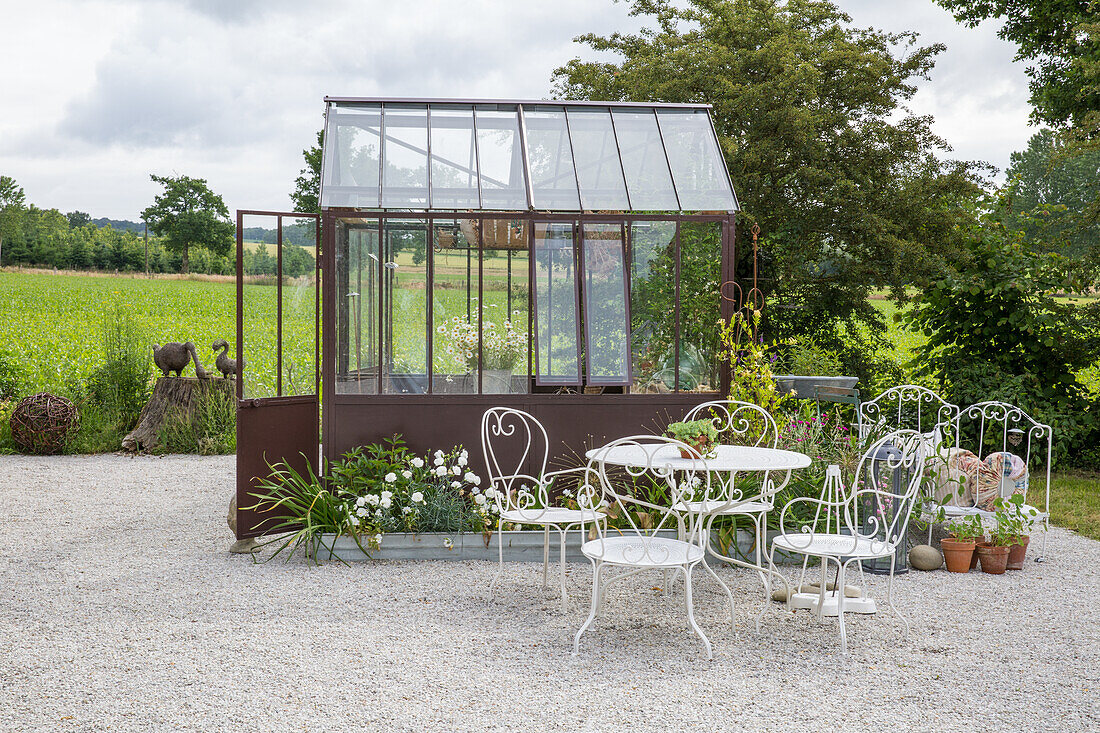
233,210 -> 321,539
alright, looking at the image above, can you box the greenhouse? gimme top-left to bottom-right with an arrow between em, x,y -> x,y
235,97 -> 741,537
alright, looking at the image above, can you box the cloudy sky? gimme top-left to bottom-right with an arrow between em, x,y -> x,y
0,0 -> 1032,221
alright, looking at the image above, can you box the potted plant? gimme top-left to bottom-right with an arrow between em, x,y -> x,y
941,514 -> 984,573
665,419 -> 719,459
441,316 -> 527,394
976,516 -> 1013,575
994,494 -> 1034,570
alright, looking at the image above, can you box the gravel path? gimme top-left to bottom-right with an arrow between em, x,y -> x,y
1,454 -> 1098,732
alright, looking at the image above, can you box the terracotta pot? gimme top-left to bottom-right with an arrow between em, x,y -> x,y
941,538 -> 976,573
1007,536 -> 1030,570
977,544 -> 1010,575
971,541 -> 988,569
678,440 -> 710,459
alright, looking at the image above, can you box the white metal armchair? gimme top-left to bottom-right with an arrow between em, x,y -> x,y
758,429 -> 926,653
575,435 -> 731,659
858,384 -> 959,442
675,400 -> 780,585
481,407 -> 605,612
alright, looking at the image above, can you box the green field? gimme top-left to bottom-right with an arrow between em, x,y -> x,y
0,271 -> 315,398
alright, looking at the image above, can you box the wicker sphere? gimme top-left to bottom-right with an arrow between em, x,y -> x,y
9,393 -> 79,454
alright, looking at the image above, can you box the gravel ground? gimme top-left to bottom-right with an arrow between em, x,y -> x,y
1,454 -> 1098,732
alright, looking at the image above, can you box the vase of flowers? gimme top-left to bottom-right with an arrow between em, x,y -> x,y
439,316 -> 527,394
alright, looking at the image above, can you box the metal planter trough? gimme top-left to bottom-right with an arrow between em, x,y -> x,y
773,375 -> 858,399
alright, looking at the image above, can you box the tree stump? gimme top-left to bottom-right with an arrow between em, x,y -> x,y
122,377 -> 234,452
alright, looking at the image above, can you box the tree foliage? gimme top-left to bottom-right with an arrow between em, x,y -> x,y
552,0 -> 983,379
0,175 -> 27,265
290,130 -> 323,215
141,174 -> 234,274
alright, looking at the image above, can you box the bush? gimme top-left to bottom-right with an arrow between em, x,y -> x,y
84,303 -> 151,434
155,384 -> 235,455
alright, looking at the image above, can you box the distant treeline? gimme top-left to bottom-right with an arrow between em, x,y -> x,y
0,207 -> 315,277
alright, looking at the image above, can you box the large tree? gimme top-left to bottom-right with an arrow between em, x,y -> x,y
141,174 -> 233,274
0,175 -> 26,266
1003,129 -> 1100,260
290,130 -> 323,215
553,0 -> 982,375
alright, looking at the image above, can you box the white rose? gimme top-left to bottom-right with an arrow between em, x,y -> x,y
384,472 -> 397,483
402,470 -> 413,479
380,497 -> 392,509
411,492 -> 424,504
410,457 -> 424,468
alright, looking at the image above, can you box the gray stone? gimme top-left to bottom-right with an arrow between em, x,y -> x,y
909,544 -> 943,571
229,538 -> 260,554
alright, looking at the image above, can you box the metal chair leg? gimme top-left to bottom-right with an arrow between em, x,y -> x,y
836,558 -> 848,654
558,526 -> 569,612
488,525 -> 505,601
542,524 -> 550,588
684,564 -> 713,660
574,561 -> 601,655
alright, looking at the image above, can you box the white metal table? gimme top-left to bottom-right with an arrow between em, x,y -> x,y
584,443 -> 810,579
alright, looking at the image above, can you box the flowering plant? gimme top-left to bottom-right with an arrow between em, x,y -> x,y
327,436 -> 496,542
438,316 -> 527,372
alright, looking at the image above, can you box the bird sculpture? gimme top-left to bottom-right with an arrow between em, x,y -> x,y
152,341 -> 209,378
211,339 -> 241,379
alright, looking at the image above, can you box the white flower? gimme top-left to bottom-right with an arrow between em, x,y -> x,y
458,454 -> 468,467
435,466 -> 447,476
381,490 -> 393,500
402,470 -> 413,479
356,497 -> 367,507
464,472 -> 481,485
452,466 -> 461,476
402,506 -> 413,515
443,538 -> 454,549
489,505 -> 499,514
365,494 -> 379,506
474,494 -> 487,506
380,497 -> 392,509
356,507 -> 367,517
451,481 -> 462,489
411,491 -> 424,504
410,457 -> 424,468
470,486 -> 481,495
484,487 -> 497,499
349,516 -> 360,527
384,472 -> 397,483
434,456 -> 445,466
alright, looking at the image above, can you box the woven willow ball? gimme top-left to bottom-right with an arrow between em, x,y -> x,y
9,393 -> 79,454
909,544 -> 943,571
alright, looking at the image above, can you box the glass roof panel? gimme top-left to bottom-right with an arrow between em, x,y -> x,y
321,103 -> 381,208
475,106 -> 527,211
429,105 -> 480,209
611,109 -> 680,211
320,99 -> 737,212
382,105 -> 429,208
567,107 -> 630,211
656,109 -> 737,211
523,106 -> 581,211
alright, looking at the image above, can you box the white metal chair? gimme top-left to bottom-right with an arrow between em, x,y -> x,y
675,400 -> 780,586
933,401 -> 1053,561
758,429 -> 926,653
575,435 -> 730,659
481,407 -> 605,612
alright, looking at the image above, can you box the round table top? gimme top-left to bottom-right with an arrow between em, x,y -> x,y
584,443 -> 811,473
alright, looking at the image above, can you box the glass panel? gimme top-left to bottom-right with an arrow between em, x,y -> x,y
629,221 -> 677,393
582,223 -> 629,384
240,213 -> 279,398
475,107 -> 528,210
677,221 -> 722,392
382,105 -> 429,208
657,109 -> 737,211
567,108 -> 630,210
429,106 -> 480,209
281,217 -> 318,396
382,219 -> 428,393
321,103 -> 381,208
336,217 -> 380,394
431,218 -> 479,394
524,106 -> 581,211
612,110 -> 680,211
481,220 -> 530,394
533,221 -> 580,384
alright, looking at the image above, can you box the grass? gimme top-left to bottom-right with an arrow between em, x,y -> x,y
1048,471 -> 1100,541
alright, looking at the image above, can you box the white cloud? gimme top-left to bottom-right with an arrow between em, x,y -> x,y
0,0 -> 1034,219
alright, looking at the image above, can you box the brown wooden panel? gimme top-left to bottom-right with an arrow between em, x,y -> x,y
235,397 -> 319,539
